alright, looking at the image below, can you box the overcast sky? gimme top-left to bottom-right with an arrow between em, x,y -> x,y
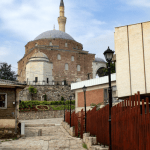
0,0 -> 150,73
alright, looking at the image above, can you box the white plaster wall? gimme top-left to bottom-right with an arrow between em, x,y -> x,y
143,22 -> 150,93
115,26 -> 131,98
92,62 -> 106,78
26,60 -> 53,85
128,24 -> 146,95
43,62 -> 53,83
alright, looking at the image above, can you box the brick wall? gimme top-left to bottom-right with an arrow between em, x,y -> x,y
0,88 -> 16,119
18,38 -> 95,82
78,89 -> 104,107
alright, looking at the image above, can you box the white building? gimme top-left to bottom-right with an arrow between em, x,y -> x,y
26,51 -> 53,85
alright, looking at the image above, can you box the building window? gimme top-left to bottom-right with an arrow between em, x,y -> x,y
27,78 -> 28,83
0,93 -> 7,108
65,43 -> 68,47
77,65 -> 80,71
50,42 -> 52,46
76,46 -> 78,49
65,63 -> 68,70
35,43 -> 38,46
47,78 -> 49,83
71,56 -> 74,61
35,77 -> 38,82
57,54 -> 61,60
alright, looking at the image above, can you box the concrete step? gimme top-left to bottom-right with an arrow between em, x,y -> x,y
24,125 -> 63,137
25,123 -> 61,127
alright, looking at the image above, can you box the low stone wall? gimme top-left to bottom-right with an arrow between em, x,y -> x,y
19,110 -> 75,120
83,133 -> 109,150
19,85 -> 75,101
62,121 -> 75,137
62,121 -> 109,150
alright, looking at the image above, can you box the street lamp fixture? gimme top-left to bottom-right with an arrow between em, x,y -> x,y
69,96 -> 72,127
103,46 -> 114,150
82,85 -> 87,133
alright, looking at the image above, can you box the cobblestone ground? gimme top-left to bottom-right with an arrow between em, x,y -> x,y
0,119 -> 85,150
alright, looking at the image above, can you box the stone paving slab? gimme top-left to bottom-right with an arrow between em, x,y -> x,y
0,121 -> 85,150
19,118 -> 63,125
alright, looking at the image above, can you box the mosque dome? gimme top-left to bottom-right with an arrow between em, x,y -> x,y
31,51 -> 48,59
34,30 -> 75,41
29,51 -> 49,62
94,57 -> 106,63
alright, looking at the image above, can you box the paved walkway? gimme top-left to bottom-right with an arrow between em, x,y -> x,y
0,118 -> 85,150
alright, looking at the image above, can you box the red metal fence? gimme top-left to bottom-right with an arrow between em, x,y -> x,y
65,91 -> 150,150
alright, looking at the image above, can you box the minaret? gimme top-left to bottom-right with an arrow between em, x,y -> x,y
58,0 -> 67,32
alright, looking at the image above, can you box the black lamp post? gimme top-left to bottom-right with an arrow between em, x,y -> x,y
103,46 -> 114,150
69,96 -> 72,127
64,99 -> 66,122
82,85 -> 87,133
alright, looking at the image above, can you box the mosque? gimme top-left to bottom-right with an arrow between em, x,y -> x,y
17,0 -> 106,85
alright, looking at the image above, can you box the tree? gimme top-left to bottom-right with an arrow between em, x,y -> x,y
61,96 -> 64,101
0,63 -> 17,81
100,62 -> 116,77
28,86 -> 37,100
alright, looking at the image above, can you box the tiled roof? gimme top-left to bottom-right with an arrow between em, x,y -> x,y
34,30 -> 74,41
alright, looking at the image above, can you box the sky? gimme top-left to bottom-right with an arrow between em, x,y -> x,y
0,0 -> 150,73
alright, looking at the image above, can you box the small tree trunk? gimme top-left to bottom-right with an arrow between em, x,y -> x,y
31,93 -> 33,100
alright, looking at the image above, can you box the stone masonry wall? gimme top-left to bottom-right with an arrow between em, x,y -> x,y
18,38 -> 95,82
19,85 -> 75,101
19,110 -> 75,120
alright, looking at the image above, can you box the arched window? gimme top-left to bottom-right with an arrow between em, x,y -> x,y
57,54 -> 61,60
65,63 -> 68,70
71,56 -> 74,61
77,65 -> 80,71
65,43 -> 68,47
50,42 -> 52,46
35,43 -> 38,46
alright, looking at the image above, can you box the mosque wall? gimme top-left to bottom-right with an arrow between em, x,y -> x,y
18,39 -> 95,83
26,61 -> 53,84
92,62 -> 107,78
25,39 -> 83,54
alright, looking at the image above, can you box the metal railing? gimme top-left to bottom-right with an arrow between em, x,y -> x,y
26,80 -> 76,86
0,79 -> 26,85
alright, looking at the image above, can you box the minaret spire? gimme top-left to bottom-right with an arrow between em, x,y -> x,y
60,0 -> 64,7
58,0 -> 67,32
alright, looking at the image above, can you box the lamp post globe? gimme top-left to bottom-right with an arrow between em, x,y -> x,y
82,85 -> 87,92
82,85 -> 87,133
69,96 -> 72,127
103,47 -> 114,63
103,46 -> 114,150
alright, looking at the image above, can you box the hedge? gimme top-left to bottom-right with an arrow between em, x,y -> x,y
19,100 -> 75,109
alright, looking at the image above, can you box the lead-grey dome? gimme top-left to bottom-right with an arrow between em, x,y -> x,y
34,30 -> 75,41
94,57 -> 106,63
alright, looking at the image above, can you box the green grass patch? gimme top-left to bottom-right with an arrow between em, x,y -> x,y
12,137 -> 17,140
82,143 -> 88,149
50,105 -> 75,110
